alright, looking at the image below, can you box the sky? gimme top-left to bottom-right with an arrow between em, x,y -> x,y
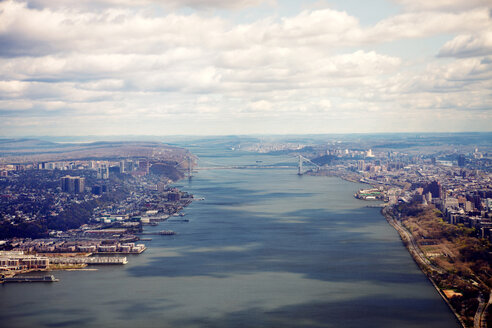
0,0 -> 491,136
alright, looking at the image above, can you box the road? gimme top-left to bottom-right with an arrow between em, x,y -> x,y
475,292 -> 491,328
383,206 -> 491,328
382,207 -> 442,273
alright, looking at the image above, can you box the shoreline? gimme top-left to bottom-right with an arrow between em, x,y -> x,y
317,173 -> 472,327
381,206 -> 467,328
281,169 -> 487,326
2,184 -> 193,281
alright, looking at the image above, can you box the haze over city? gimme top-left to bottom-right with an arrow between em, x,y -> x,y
0,0 -> 491,136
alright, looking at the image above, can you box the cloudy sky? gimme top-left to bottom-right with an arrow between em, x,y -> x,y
0,0 -> 491,136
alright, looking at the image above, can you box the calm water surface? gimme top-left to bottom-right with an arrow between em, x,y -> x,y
1,147 -> 460,328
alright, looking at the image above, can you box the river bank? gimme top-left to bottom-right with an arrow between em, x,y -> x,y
1,190 -> 193,282
381,206 -> 467,327
305,167 -> 490,327
381,205 -> 491,328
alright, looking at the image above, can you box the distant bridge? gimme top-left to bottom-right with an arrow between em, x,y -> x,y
179,155 -> 320,177
195,165 -> 293,170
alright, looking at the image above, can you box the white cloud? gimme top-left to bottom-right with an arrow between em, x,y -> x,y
1,2 -> 490,59
0,1 -> 229,56
392,0 -> 491,12
25,0 -> 275,10
162,0 -> 274,9
365,8 -> 491,42
0,0 -> 490,135
439,31 -> 492,58
0,80 -> 27,98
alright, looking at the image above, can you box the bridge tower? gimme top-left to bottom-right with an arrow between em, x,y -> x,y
298,155 -> 303,175
188,156 -> 193,178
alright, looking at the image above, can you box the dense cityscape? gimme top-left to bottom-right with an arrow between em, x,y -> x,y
0,141 -> 194,281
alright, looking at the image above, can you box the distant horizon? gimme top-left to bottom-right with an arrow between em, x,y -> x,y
2,130 -> 492,138
2,130 -> 492,137
1,131 -> 492,145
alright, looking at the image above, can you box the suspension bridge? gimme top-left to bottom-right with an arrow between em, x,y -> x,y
174,155 -> 320,178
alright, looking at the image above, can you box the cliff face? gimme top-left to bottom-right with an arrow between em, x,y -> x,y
149,163 -> 184,181
0,139 -> 189,164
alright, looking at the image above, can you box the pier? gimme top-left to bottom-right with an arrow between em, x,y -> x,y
139,230 -> 176,236
49,257 -> 128,265
366,204 -> 387,208
1,275 -> 59,283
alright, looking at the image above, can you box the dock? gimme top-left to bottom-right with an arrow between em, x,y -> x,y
49,256 -> 128,265
366,203 -> 388,208
139,230 -> 176,236
1,275 -> 59,283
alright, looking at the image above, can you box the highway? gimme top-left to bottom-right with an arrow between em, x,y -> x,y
476,292 -> 491,328
382,207 -> 443,274
382,206 -> 492,328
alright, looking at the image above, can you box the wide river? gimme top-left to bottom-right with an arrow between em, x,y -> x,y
1,145 -> 460,328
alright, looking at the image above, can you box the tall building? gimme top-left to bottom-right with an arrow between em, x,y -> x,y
167,192 -> 181,202
119,160 -> 125,173
103,165 -> 109,179
97,165 -> 109,179
426,181 -> 441,199
61,176 -> 85,193
139,160 -> 150,174
61,176 -> 74,192
473,194 -> 482,211
74,177 -> 85,193
357,160 -> 365,171
458,154 -> 466,168
92,185 -> 102,195
425,192 -> 432,203
126,160 -> 135,172
486,199 -> 492,212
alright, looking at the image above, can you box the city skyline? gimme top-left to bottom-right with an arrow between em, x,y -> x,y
0,0 -> 491,136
